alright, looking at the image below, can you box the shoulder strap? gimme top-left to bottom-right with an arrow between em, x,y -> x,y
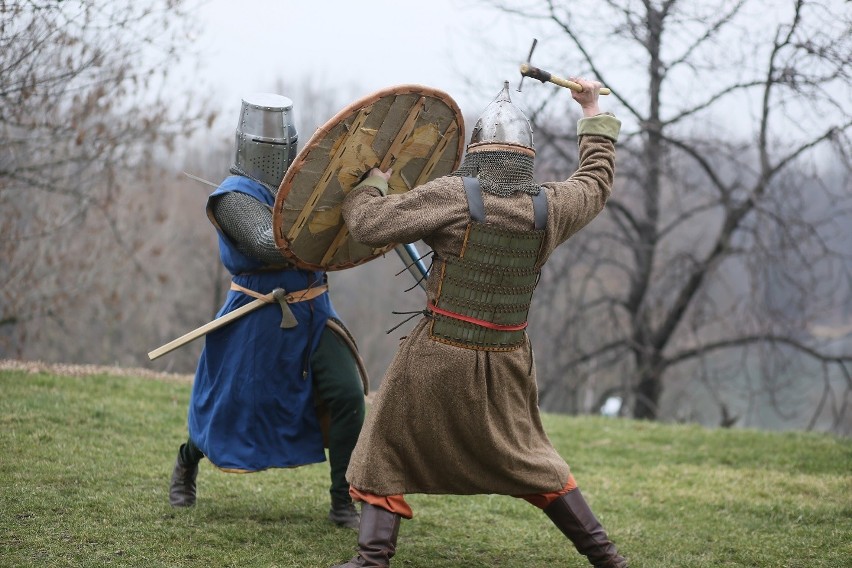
462,177 -> 486,223
531,188 -> 548,230
463,176 -> 547,230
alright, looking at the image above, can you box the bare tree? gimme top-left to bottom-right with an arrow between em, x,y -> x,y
0,0 -> 213,360
481,0 -> 852,433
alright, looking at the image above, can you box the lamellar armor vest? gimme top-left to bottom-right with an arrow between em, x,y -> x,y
429,177 -> 547,351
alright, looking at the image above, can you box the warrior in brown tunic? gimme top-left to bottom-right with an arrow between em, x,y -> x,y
333,80 -> 627,568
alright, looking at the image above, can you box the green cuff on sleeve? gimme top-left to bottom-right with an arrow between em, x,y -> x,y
577,112 -> 621,142
353,175 -> 389,196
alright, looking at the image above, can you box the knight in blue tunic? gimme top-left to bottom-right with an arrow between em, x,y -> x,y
168,93 -> 366,530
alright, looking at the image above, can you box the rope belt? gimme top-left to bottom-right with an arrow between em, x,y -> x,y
230,281 -> 328,329
427,302 -> 528,332
230,281 -> 328,303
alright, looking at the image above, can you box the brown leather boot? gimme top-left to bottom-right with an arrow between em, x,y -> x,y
544,489 -> 628,568
331,503 -> 401,567
168,445 -> 198,507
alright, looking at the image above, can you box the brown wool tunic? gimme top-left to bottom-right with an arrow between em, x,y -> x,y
341,131 -> 616,497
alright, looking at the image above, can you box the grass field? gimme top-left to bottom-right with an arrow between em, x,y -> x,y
1,369 -> 850,567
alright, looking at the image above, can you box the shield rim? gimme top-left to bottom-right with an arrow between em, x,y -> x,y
272,84 -> 464,271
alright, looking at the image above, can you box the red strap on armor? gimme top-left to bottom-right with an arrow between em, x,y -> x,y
427,302 -> 528,331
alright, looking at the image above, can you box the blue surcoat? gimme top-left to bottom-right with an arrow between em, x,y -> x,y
188,176 -> 333,471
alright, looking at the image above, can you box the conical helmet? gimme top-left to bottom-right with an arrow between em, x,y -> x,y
468,81 -> 534,151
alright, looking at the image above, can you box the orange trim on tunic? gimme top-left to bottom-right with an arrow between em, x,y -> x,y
348,474 -> 576,518
516,474 -> 577,509
349,486 -> 414,519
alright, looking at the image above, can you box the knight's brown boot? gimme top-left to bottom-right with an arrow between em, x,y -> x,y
330,503 -> 401,567
168,445 -> 198,507
544,489 -> 628,568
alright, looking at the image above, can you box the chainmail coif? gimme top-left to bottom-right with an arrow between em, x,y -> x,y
451,149 -> 540,197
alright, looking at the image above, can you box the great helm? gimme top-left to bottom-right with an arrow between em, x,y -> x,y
232,93 -> 299,192
468,81 -> 534,153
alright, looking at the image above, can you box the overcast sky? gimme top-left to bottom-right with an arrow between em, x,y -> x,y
179,0 -> 544,134
175,0 -> 847,152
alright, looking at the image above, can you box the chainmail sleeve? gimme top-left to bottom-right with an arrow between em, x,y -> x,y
209,191 -> 292,267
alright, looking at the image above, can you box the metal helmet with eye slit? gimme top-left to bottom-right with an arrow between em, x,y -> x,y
230,93 -> 298,194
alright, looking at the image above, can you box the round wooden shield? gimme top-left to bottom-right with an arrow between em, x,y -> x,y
272,84 -> 464,271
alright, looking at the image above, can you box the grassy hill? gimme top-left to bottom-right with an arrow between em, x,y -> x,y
1,367 -> 850,567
